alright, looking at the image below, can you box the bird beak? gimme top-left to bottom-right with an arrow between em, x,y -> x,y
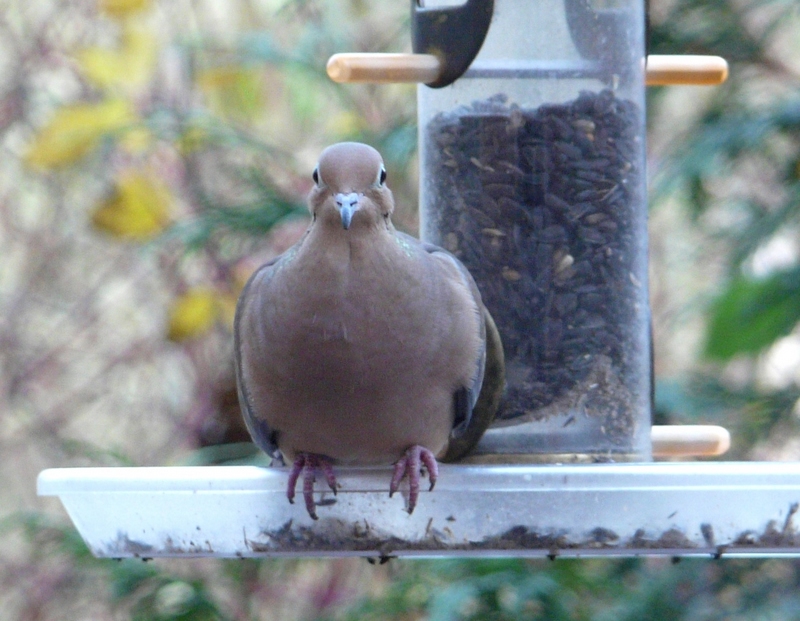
335,193 -> 360,230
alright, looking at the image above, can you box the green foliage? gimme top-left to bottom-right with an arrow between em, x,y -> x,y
654,98 -> 800,234
323,559 -> 570,621
169,195 -> 308,251
648,0 -> 791,61
319,557 -> 800,621
649,0 -> 800,437
705,267 -> 800,359
670,106 -> 800,355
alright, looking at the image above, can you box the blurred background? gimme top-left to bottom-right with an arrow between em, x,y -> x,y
1,0 -> 800,619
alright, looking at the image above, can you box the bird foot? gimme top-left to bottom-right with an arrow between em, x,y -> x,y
287,453 -> 338,520
389,445 -> 439,514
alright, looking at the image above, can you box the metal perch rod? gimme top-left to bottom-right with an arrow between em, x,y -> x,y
327,53 -> 729,86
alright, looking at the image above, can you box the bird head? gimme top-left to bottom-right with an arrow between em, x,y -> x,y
308,142 -> 395,231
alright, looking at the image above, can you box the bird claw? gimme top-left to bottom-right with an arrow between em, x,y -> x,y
287,453 -> 338,520
389,445 -> 439,514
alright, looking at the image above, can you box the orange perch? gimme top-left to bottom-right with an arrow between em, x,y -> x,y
327,52 -> 729,86
651,425 -> 731,458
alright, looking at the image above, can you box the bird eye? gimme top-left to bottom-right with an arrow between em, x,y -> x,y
312,167 -> 319,185
379,166 -> 387,185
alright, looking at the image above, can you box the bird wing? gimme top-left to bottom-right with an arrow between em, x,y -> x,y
424,245 -> 487,419
400,233 -> 489,434
441,305 -> 505,462
233,255 -> 284,462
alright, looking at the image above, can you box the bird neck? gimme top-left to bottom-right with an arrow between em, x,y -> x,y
311,216 -> 392,247
296,218 -> 399,280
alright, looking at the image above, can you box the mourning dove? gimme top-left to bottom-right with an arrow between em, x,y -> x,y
234,142 -> 504,519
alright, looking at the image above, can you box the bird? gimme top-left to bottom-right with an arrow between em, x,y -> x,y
234,142 -> 504,519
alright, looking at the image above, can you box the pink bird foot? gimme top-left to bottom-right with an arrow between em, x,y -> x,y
287,453 -> 338,520
389,445 -> 439,514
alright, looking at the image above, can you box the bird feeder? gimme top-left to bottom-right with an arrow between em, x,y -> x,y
328,0 -> 728,463
417,0 -> 650,462
39,1 -> 800,560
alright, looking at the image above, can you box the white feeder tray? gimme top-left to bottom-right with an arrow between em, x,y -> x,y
38,461 -> 800,559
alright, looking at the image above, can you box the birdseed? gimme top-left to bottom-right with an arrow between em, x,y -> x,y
420,89 -> 649,454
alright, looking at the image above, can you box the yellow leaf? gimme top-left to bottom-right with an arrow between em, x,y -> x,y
197,66 -> 264,121
176,123 -> 210,155
25,99 -> 135,169
167,289 -> 220,342
99,0 -> 151,18
118,126 -> 153,154
78,27 -> 158,92
91,171 -> 171,240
